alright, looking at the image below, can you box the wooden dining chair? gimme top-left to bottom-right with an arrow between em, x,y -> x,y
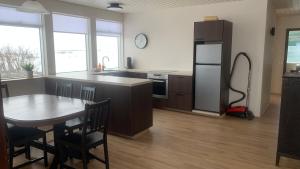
57,99 -> 111,169
65,86 -> 96,134
1,83 -> 34,165
56,82 -> 73,98
80,86 -> 96,101
6,124 -> 48,169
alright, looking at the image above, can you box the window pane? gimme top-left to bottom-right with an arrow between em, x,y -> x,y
54,32 -> 87,73
97,36 -> 119,69
287,31 -> 300,63
0,25 -> 42,79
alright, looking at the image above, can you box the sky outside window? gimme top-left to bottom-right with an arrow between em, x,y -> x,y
97,35 -> 119,69
54,32 -> 87,73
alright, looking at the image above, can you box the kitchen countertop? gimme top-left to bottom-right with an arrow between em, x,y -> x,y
103,68 -> 193,76
47,72 -> 152,87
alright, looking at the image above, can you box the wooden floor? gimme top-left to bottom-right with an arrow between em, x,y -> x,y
17,95 -> 300,169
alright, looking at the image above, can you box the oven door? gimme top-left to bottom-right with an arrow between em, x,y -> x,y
151,79 -> 168,99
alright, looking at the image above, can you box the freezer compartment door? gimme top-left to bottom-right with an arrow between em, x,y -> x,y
194,65 -> 221,113
196,44 -> 222,64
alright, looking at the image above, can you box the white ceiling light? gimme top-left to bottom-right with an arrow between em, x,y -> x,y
17,0 -> 49,14
107,2 -> 123,11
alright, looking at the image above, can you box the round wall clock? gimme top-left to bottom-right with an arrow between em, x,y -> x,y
135,33 -> 148,49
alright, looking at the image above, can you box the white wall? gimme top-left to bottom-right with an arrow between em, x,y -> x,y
124,0 -> 269,116
271,15 -> 300,94
260,0 -> 276,114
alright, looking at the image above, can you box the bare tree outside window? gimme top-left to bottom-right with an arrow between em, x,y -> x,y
0,46 -> 40,79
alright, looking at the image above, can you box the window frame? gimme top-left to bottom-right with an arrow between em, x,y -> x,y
95,19 -> 123,69
0,19 -> 46,79
52,13 -> 90,74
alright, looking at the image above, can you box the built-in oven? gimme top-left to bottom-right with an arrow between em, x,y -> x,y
147,73 -> 168,99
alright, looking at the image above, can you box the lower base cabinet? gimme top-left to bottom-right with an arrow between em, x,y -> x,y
153,75 -> 193,112
45,78 -> 153,137
168,92 -> 192,111
277,75 -> 300,165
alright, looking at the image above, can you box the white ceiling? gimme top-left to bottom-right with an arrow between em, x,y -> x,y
273,0 -> 300,15
59,0 -> 241,13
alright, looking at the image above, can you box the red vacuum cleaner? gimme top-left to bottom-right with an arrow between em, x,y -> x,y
226,52 -> 254,120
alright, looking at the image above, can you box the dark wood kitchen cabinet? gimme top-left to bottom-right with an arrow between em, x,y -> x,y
168,75 -> 193,111
105,71 -> 147,79
277,74 -> 300,165
127,72 -> 147,79
194,20 -> 226,42
45,78 -> 153,137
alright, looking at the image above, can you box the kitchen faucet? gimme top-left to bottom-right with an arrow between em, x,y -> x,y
102,56 -> 110,71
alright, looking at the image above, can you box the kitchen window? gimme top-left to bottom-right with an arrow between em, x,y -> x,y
53,14 -> 89,73
96,20 -> 122,69
0,6 -> 43,79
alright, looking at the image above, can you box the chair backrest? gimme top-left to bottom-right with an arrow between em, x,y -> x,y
82,99 -> 111,141
56,82 -> 73,97
80,86 -> 96,101
1,84 -> 9,98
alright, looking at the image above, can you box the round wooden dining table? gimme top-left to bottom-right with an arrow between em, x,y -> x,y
3,94 -> 91,169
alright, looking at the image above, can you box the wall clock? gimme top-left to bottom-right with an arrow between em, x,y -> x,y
135,33 -> 148,49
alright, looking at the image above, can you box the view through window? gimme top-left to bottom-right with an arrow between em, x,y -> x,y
96,20 -> 122,69
53,14 -> 88,73
0,25 -> 42,79
54,32 -> 87,73
287,30 -> 300,63
97,35 -> 120,69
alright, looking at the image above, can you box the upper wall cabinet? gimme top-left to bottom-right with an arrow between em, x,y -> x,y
194,20 -> 226,42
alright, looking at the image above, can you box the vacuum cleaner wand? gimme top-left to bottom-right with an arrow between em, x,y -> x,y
226,52 -> 254,120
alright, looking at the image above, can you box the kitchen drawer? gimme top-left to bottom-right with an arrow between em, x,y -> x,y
168,75 -> 192,94
168,92 -> 192,111
153,98 -> 168,109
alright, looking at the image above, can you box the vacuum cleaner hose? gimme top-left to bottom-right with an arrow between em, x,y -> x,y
228,52 -> 252,108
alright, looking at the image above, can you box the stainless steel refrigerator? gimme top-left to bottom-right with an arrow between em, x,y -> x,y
193,44 -> 223,114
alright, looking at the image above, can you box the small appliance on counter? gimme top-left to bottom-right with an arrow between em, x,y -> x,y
127,57 -> 133,69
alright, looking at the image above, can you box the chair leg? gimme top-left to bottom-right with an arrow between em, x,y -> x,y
25,144 -> 31,160
9,144 -> 14,169
58,143 -> 66,168
81,149 -> 88,169
104,138 -> 109,169
43,135 -> 48,167
68,128 -> 73,135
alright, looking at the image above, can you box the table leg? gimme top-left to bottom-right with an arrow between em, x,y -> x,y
50,123 -> 66,169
